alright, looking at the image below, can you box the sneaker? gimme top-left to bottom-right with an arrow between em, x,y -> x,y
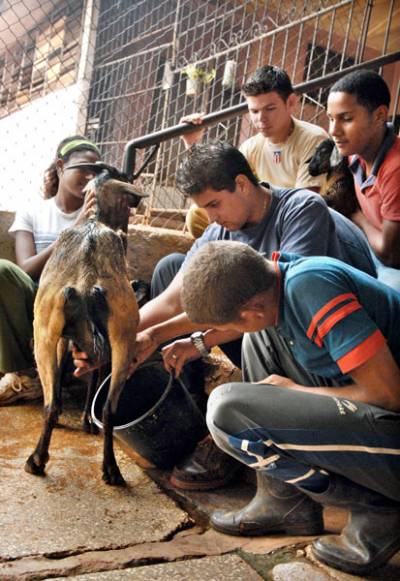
0,372 -> 42,405
170,436 -> 241,491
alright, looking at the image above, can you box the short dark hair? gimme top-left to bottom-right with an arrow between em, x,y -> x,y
242,65 -> 294,101
329,70 -> 390,112
176,141 -> 259,197
181,241 -> 275,324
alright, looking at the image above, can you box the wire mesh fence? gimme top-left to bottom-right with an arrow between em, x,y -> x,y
0,0 -> 399,220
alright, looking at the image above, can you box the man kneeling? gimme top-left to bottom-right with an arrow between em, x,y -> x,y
180,240 -> 400,576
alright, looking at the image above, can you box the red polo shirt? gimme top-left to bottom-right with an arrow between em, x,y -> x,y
349,129 -> 400,231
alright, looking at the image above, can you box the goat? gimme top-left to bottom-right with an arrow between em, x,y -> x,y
308,138 -> 359,219
25,164 -> 144,485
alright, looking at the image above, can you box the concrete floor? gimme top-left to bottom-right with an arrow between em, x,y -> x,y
1,392 -> 399,581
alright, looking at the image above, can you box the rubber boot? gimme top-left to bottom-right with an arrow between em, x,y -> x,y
210,471 -> 324,536
307,475 -> 400,575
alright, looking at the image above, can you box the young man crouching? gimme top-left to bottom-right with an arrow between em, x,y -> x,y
181,240 -> 400,576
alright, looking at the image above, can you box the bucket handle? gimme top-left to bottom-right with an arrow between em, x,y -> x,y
174,374 -> 207,425
93,363 -> 207,430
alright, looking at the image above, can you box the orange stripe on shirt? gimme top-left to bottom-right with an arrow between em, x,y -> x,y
307,293 -> 357,340
314,301 -> 362,347
337,329 -> 386,374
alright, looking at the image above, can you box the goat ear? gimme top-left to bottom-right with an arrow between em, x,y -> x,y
329,145 -> 342,167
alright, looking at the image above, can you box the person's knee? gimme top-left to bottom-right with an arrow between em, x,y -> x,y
150,252 -> 185,297
206,382 -> 245,434
0,259 -> 18,279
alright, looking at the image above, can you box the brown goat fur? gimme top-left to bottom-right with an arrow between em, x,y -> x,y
308,138 -> 359,219
25,175 -> 139,485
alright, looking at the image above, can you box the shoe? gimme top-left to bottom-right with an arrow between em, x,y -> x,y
305,475 -> 400,575
211,471 -> 324,536
0,372 -> 42,405
170,436 -> 241,490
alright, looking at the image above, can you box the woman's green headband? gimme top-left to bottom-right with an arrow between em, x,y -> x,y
59,139 -> 101,158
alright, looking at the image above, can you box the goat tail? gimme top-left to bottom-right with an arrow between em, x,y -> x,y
63,285 -> 110,359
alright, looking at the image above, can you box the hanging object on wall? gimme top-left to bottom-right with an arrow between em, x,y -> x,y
183,64 -> 216,96
162,61 -> 174,90
222,59 -> 237,89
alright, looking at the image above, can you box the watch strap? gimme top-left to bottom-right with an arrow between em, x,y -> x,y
190,332 -> 210,358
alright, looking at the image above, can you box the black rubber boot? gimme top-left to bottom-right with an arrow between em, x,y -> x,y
210,471 -> 324,536
307,476 -> 400,575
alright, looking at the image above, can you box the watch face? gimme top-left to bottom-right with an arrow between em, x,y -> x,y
191,332 -> 203,340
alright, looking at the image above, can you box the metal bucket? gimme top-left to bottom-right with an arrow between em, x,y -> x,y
91,356 -> 208,468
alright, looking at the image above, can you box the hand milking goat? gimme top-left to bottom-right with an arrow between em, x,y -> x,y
25,163 -> 146,485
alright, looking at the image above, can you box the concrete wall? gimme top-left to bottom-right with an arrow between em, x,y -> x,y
0,84 -> 82,213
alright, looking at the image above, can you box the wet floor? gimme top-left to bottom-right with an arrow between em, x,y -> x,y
1,394 -> 399,580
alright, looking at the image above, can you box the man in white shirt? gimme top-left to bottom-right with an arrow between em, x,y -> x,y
183,64 -> 328,236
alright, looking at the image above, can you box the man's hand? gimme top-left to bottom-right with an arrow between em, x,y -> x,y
132,330 -> 159,369
73,188 -> 97,227
161,338 -> 200,376
258,374 -> 299,388
72,345 -> 101,378
180,113 -> 206,149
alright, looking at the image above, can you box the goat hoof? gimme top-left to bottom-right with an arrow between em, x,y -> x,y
103,467 -> 126,486
83,415 -> 100,435
25,455 -> 46,476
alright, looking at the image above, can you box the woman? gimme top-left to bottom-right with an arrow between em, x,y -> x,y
0,135 -> 101,404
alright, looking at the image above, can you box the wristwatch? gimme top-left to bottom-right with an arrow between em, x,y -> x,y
190,331 -> 210,358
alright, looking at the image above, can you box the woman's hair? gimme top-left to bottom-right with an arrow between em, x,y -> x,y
181,241 -> 275,324
42,135 -> 101,199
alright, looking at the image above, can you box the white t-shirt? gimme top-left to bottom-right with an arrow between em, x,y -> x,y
240,117 -> 328,189
9,196 -> 80,254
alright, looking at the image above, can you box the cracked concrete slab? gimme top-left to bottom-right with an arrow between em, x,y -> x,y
0,403 -> 189,560
51,555 -> 263,580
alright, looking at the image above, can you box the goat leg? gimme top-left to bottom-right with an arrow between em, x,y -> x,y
102,397 -> 125,486
25,402 -> 60,476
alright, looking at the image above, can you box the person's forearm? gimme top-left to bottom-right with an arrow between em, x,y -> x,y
138,271 -> 183,332
146,313 -> 207,345
203,328 -> 243,349
17,242 -> 56,280
138,294 -> 181,332
145,316 -> 242,351
288,383 -> 400,411
351,211 -> 383,255
352,212 -> 400,267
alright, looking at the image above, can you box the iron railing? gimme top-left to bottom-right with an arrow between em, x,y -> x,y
123,50 -> 400,181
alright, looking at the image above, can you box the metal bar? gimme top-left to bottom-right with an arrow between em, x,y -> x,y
122,50 -> 400,176
173,0 -> 353,70
96,41 -> 173,69
340,2 -> 354,69
381,0 -> 395,62
355,0 -> 373,64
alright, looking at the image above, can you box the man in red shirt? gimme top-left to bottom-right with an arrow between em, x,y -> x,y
327,70 -> 400,291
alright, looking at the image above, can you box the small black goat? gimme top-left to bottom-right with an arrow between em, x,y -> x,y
308,138 -> 359,218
